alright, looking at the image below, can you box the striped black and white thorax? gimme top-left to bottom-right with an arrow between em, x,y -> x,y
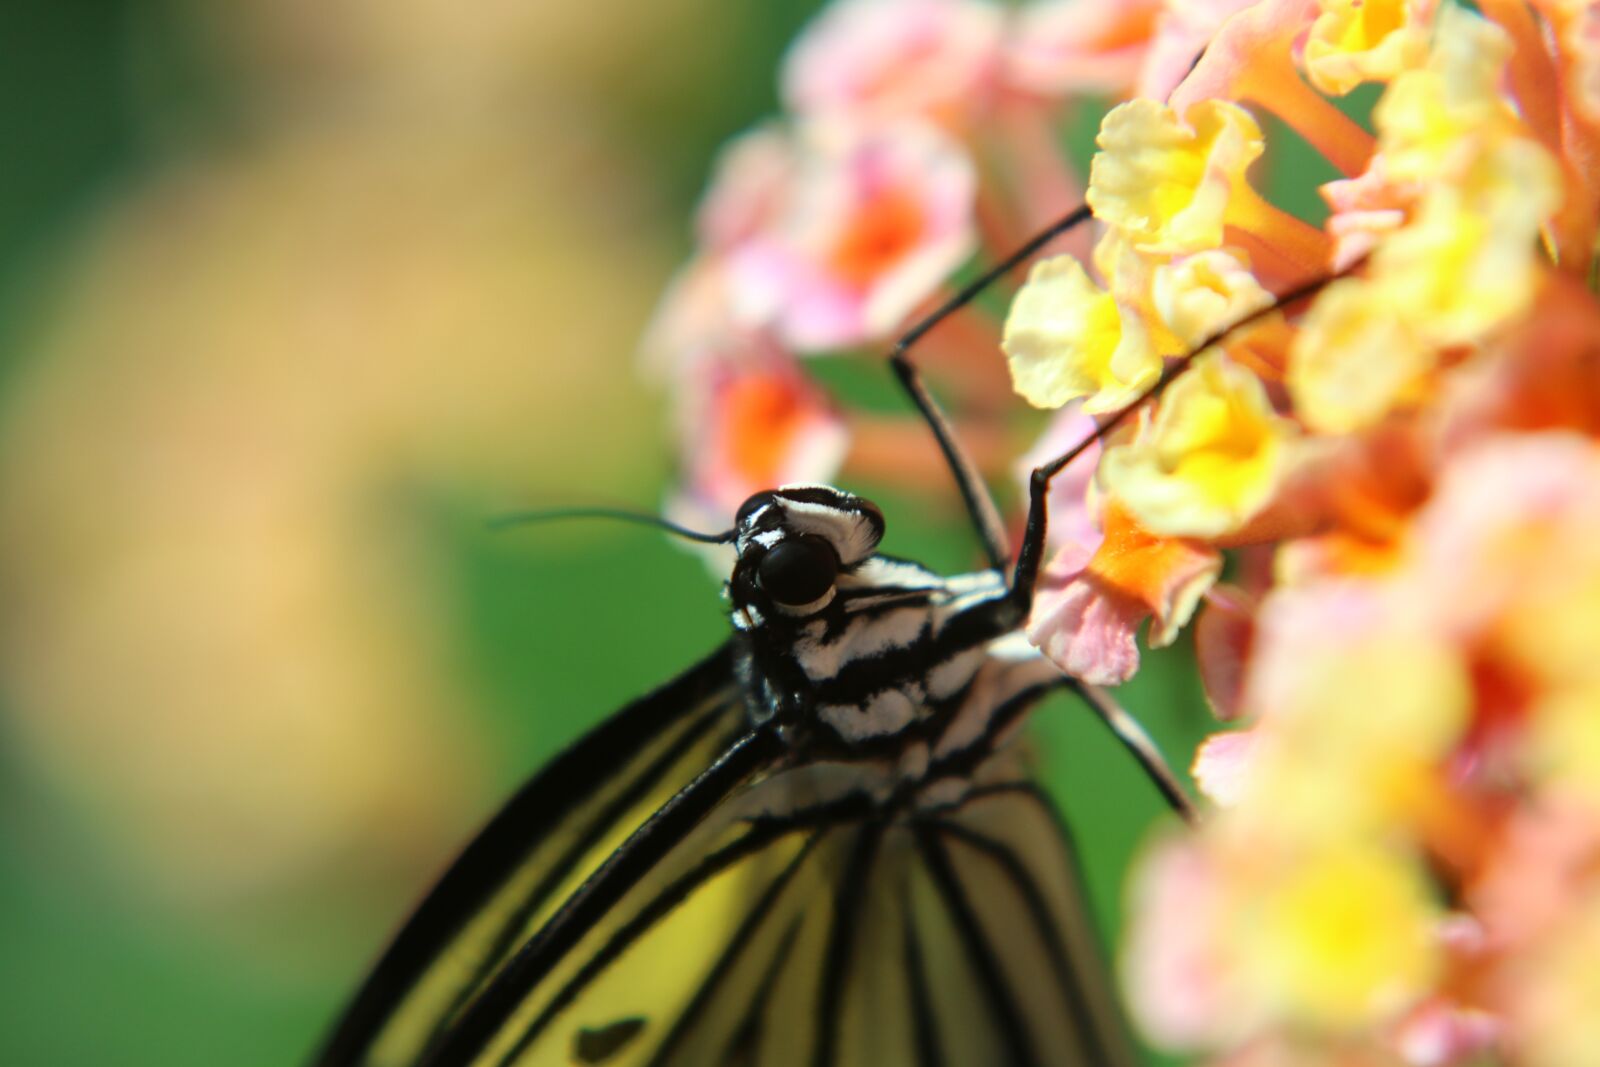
726,485 -> 1060,807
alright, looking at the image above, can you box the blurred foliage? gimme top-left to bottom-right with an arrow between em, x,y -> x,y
0,4 -> 1213,1066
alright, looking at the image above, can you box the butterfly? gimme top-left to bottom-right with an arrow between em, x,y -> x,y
309,202 -> 1329,1067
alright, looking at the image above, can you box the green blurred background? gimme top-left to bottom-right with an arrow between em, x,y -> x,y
0,4 -> 1217,1064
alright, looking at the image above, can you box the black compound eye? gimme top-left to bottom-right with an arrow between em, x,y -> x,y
735,492 -> 774,528
756,538 -> 839,607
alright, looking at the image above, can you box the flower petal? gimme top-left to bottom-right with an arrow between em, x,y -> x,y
1306,0 -> 1436,97
1192,729 -> 1260,807
1001,253 -> 1160,412
1101,353 -> 1293,538
1026,545 -> 1144,686
1288,276 -> 1436,433
782,0 -> 1004,126
729,120 -> 978,351
1088,98 -> 1266,256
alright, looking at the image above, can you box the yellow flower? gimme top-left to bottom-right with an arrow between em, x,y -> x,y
1305,0 -> 1434,96
1375,6 -> 1520,182
1090,234 -> 1269,356
1001,253 -> 1160,412
1288,277 -> 1434,433
1087,99 -> 1266,255
1100,353 -> 1291,538
1244,626 -> 1472,836
1525,681 -> 1600,803
1298,51 -> 1561,425
1092,229 -> 1163,323
1150,247 -> 1272,350
1372,137 -> 1562,348
1240,838 -> 1442,1032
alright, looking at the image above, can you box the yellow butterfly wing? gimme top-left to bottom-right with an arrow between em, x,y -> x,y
314,644 -> 759,1067
422,770 -> 1139,1066
317,647 -> 1140,1067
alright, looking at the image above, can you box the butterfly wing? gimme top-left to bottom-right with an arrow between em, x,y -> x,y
903,781 -> 1142,1067
316,643 -> 1139,1067
313,642 -> 761,1067
420,760 -> 1139,1067
763,778 -> 1140,1067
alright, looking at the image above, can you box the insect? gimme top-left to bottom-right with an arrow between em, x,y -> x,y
310,202 -> 1326,1067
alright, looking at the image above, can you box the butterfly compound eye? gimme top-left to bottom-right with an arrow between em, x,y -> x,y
756,539 -> 839,607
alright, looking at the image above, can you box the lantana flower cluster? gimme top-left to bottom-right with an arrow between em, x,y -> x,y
649,1 -> 1600,1064
647,0 -> 1173,529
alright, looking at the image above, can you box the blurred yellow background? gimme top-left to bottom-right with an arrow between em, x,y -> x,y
0,3 -> 834,1062
0,5 -> 1206,1065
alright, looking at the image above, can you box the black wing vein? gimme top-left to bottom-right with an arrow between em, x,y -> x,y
913,824 -> 1040,1067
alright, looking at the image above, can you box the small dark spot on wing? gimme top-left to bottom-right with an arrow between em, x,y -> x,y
572,1016 -> 648,1064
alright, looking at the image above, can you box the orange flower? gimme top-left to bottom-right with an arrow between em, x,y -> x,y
1027,502 -> 1221,686
676,345 -> 849,519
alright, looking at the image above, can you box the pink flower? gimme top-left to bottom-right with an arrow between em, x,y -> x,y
1015,405 -> 1205,687
1028,540 -> 1143,686
1136,0 -> 1262,102
1393,997 -> 1501,1066
1013,408 -> 1133,687
694,124 -> 800,251
1320,156 -> 1419,270
640,258 -> 747,375
1192,728 -> 1261,807
1400,433 -> 1600,643
1194,583 -> 1257,720
1239,581 -> 1396,720
728,120 -> 977,351
1027,500 -> 1222,686
1122,834 -> 1239,1047
643,126 -> 801,372
1471,793 -> 1600,951
1005,0 -> 1164,100
673,342 -> 849,521
782,0 -> 1005,127
1016,402 -> 1102,550
1473,797 -> 1600,1067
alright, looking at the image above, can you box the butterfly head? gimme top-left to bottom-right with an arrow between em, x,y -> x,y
729,485 -> 885,618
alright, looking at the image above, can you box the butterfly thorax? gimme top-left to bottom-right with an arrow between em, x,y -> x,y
726,486 -> 1059,800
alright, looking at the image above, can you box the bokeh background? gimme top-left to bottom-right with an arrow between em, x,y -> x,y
0,4 -> 1213,1065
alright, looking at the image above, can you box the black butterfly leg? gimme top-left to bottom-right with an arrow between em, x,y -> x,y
874,201 -> 1209,820
1010,269 -> 1351,612
883,203 -> 1093,570
887,356 -> 1011,571
1002,272 -> 1357,821
1066,680 -> 1197,824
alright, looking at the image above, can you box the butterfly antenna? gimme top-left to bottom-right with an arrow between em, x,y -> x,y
487,507 -> 735,544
